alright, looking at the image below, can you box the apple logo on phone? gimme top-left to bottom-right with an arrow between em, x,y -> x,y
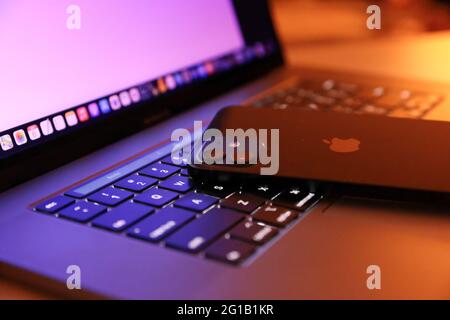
323,137 -> 361,153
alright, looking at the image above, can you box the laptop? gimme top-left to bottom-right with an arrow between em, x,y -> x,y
1,0 -> 449,299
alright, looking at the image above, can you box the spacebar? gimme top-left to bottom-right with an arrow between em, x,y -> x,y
65,143 -> 175,198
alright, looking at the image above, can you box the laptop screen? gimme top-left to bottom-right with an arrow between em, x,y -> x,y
0,0 -> 275,158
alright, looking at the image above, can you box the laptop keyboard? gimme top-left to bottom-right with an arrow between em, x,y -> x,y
249,78 -> 442,119
34,76 -> 441,266
34,143 -> 322,266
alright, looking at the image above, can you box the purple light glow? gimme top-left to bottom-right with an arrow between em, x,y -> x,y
0,0 -> 244,131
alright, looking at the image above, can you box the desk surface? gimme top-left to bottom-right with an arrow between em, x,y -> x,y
1,5 -> 450,299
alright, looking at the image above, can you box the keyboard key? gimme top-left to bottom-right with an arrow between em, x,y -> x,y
253,205 -> 299,227
341,97 -> 364,108
165,208 -> 244,253
304,102 -> 321,111
64,143 -> 178,198
161,154 -> 189,168
59,201 -> 106,223
205,238 -> 256,265
92,202 -> 153,232
293,193 -> 323,212
388,108 -> 424,119
180,168 -> 189,176
140,163 -> 179,179
127,207 -> 195,242
114,175 -> 157,192
356,86 -> 385,99
404,94 -> 440,111
358,104 -> 388,115
243,183 -> 282,198
221,193 -> 265,213
199,182 -> 235,198
337,81 -> 358,92
272,187 -> 310,210
158,175 -> 194,193
322,88 -> 349,99
35,195 -> 75,213
321,79 -> 335,91
230,221 -> 278,245
174,192 -> 218,212
88,186 -> 133,206
309,94 -> 336,106
373,88 -> 419,107
331,104 -> 354,114
134,188 -> 179,207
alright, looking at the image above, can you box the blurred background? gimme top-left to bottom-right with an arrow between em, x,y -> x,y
271,0 -> 450,45
269,0 -> 450,82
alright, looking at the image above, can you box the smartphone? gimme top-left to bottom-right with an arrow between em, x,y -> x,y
188,106 -> 450,196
